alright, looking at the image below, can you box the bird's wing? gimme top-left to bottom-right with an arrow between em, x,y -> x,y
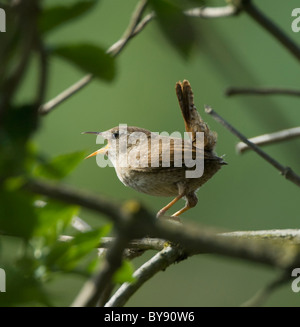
127,136 -> 223,173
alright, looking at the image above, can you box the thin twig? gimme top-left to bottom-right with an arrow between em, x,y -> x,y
242,0 -> 300,61
185,5 -> 238,18
113,3 -> 238,45
71,231 -> 130,307
126,5 -> 238,40
105,246 -> 184,307
39,0 -> 149,115
226,87 -> 300,97
205,106 -> 300,187
38,74 -> 93,115
71,206 -> 148,307
96,281 -> 115,307
38,4 -> 238,115
72,216 -> 92,232
72,237 -> 155,307
98,237 -> 166,252
107,0 -> 148,57
236,127 -> 300,154
130,11 -> 155,38
241,272 -> 290,307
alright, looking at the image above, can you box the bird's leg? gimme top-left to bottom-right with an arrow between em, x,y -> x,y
157,183 -> 186,222
172,192 -> 198,217
156,194 -> 184,219
171,204 -> 191,217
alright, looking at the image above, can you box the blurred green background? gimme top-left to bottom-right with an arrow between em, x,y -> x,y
8,0 -> 300,306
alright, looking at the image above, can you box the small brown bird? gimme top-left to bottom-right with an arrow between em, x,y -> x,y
84,80 -> 226,219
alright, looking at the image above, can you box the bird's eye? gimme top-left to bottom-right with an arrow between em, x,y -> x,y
112,131 -> 119,139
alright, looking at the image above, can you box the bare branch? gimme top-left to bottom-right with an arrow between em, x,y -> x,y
39,0 -> 300,117
105,229 -> 300,307
24,179 -> 124,225
38,4 -> 239,115
28,175 -> 300,306
242,0 -> 300,61
226,87 -> 300,97
236,127 -> 300,154
59,230 -> 300,250
26,178 -> 300,270
26,180 -> 300,306
222,229 -> 300,245
205,106 -> 300,188
155,221 -> 300,270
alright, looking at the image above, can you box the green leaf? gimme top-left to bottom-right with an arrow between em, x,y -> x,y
0,189 -> 38,239
3,104 -> 39,142
113,259 -> 135,284
45,225 -> 111,272
34,200 -> 79,243
51,43 -> 115,81
149,0 -> 196,59
0,263 -> 51,307
33,150 -> 87,180
39,0 -> 99,34
0,105 -> 39,179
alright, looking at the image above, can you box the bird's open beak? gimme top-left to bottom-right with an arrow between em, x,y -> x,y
85,144 -> 109,159
82,131 -> 109,159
